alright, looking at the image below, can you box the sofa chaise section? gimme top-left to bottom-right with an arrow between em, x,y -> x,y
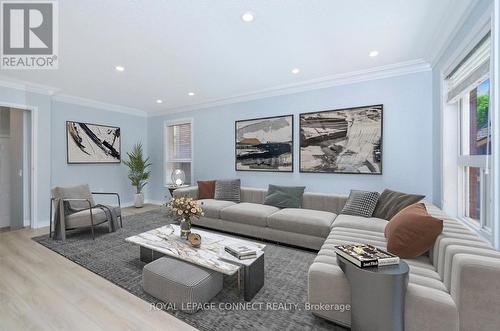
308,203 -> 500,331
173,185 -> 500,330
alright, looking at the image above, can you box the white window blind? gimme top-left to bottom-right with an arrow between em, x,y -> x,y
165,122 -> 192,185
446,33 -> 491,102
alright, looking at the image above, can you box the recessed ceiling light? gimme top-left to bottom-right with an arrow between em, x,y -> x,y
291,68 -> 300,74
241,11 -> 255,23
369,50 -> 379,57
188,92 -> 195,96
115,65 -> 125,72
156,99 -> 163,104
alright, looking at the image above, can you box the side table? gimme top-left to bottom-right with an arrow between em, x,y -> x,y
337,255 -> 409,331
167,184 -> 189,198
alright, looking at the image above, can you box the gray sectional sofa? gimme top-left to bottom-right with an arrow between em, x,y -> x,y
174,186 -> 500,331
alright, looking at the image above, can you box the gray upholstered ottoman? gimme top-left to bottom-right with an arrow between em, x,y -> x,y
142,257 -> 223,313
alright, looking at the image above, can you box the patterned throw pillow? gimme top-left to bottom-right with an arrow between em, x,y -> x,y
214,179 -> 241,203
341,190 -> 380,217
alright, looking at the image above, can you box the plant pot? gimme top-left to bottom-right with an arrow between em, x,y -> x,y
134,193 -> 144,208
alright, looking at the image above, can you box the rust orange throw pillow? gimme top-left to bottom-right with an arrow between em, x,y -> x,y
384,203 -> 443,258
197,180 -> 216,199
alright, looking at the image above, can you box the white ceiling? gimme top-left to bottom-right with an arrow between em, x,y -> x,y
0,0 -> 475,114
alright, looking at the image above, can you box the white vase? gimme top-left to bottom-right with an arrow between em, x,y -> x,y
134,193 -> 144,208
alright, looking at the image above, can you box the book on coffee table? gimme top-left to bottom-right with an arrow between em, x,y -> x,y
225,245 -> 257,260
334,244 -> 400,268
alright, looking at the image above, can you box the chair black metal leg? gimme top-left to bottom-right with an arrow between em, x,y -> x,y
119,216 -> 123,228
49,199 -> 52,239
91,224 -> 95,240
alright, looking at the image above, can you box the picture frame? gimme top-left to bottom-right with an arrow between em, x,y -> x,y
66,121 -> 121,164
235,114 -> 294,172
299,104 -> 383,174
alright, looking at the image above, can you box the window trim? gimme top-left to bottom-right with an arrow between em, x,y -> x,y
440,8 -> 497,248
454,78 -> 492,238
163,118 -> 194,187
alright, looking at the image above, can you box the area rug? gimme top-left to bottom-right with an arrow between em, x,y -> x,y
33,209 -> 347,331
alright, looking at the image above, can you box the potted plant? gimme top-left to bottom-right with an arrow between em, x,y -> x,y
123,142 -> 151,208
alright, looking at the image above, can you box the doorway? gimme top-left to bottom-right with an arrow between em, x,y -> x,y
0,107 -> 31,231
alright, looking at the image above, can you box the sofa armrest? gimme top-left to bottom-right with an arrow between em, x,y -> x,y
450,254 -> 500,331
173,186 -> 198,199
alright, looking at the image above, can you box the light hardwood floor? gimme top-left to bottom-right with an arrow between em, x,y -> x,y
0,205 -> 196,331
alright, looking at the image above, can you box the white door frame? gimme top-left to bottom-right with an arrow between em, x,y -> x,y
0,102 -> 38,229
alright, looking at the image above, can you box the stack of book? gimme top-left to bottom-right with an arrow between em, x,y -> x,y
334,244 -> 400,268
224,245 -> 257,260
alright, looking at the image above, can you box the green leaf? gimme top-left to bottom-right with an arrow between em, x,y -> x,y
123,142 -> 152,193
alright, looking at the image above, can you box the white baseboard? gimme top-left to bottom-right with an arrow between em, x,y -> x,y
33,219 -> 49,229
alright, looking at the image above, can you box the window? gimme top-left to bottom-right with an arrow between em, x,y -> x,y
164,120 -> 192,186
459,78 -> 491,231
446,33 -> 493,235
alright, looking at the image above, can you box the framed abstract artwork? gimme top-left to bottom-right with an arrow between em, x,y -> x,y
66,121 -> 121,164
235,115 -> 293,172
299,104 -> 383,174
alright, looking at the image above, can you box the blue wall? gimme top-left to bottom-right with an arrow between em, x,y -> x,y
148,71 -> 434,203
51,101 -> 147,206
0,85 -> 147,227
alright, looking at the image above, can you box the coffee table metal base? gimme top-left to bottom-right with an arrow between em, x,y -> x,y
140,246 -> 264,301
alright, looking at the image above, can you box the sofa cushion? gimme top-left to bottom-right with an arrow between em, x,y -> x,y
65,208 -> 108,228
263,185 -> 305,208
267,208 -> 336,238
214,179 -> 241,203
197,180 -> 216,199
220,202 -> 280,227
332,214 -> 388,233
341,190 -> 380,217
373,188 -> 425,220
385,203 -> 443,258
197,199 -> 235,219
52,184 -> 95,210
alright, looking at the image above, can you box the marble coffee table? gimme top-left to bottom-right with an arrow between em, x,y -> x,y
126,224 -> 266,301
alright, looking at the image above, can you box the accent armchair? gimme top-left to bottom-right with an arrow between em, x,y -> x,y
50,184 -> 122,240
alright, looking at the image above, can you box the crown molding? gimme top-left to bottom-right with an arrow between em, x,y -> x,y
150,59 -> 431,117
0,76 -> 59,95
0,59 -> 431,119
0,75 -> 147,117
52,94 -> 147,117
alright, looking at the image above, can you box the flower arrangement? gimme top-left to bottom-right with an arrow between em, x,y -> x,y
167,196 -> 204,220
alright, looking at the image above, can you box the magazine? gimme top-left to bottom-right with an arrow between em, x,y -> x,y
334,244 -> 400,268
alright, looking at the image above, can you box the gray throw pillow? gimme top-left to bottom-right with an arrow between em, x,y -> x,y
214,179 -> 241,203
263,185 -> 306,208
341,190 -> 380,218
373,189 -> 425,220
